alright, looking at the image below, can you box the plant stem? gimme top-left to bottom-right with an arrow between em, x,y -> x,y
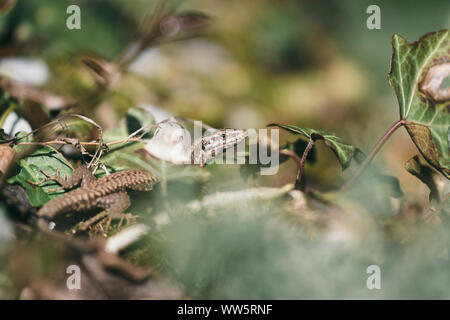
341,119 -> 406,191
0,103 -> 14,128
279,138 -> 314,191
298,139 -> 314,190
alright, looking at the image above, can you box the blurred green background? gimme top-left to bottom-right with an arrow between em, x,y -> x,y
2,0 -> 448,193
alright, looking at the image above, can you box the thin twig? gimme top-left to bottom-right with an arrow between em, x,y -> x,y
15,137 -> 146,148
341,119 -> 406,191
279,138 -> 314,191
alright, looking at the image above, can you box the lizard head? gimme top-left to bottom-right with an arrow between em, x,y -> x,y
127,170 -> 159,191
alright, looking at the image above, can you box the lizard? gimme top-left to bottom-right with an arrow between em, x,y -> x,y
29,165 -> 158,229
190,128 -> 248,166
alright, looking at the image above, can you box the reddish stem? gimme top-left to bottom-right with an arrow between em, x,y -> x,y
279,138 -> 314,191
298,139 -> 314,190
341,119 -> 406,191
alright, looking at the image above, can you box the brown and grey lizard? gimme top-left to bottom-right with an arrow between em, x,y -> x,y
30,166 -> 158,226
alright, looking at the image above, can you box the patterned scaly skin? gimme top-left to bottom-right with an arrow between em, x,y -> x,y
36,167 -> 157,220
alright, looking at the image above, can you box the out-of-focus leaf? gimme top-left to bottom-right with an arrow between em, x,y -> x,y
0,0 -> 15,13
448,127 -> 450,149
119,3 -> 210,68
388,30 -> 450,179
125,107 -> 155,138
6,0 -> 134,60
0,143 -> 14,179
158,11 -> 211,41
268,123 -> 360,169
0,128 -> 7,140
405,155 -> 440,206
374,174 -> 404,199
138,4 -> 210,46
103,107 -> 154,143
0,76 -> 70,111
1,184 -> 36,221
187,184 -> 294,212
81,55 -> 120,88
0,203 -> 13,255
0,87 -> 19,128
34,114 -> 102,144
8,133 -> 73,206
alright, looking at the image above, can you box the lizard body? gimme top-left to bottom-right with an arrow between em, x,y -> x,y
35,166 -> 158,220
190,129 -> 248,166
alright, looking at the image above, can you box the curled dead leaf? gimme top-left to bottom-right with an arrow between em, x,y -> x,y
0,0 -> 15,13
405,122 -> 449,178
0,76 -> 70,111
405,155 -> 441,206
81,56 -> 121,88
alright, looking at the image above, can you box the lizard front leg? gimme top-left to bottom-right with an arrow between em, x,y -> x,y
28,165 -> 95,192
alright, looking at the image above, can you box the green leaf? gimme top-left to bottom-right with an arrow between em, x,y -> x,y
0,203 -> 13,255
388,30 -> 450,179
7,146 -> 73,207
268,123 -> 361,169
125,108 -> 155,138
35,114 -> 102,143
104,107 -> 155,143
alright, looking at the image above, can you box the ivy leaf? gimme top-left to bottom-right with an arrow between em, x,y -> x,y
268,123 -> 362,170
8,140 -> 73,207
388,30 -> 450,179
